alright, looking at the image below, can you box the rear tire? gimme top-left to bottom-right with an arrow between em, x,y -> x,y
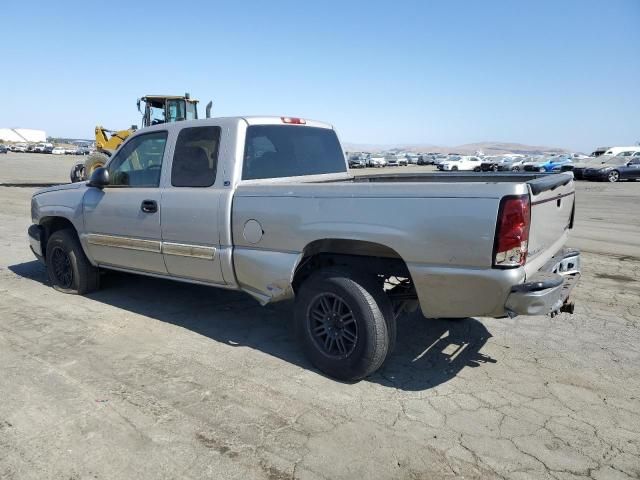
45,229 -> 99,295
294,268 -> 395,381
607,170 -> 620,182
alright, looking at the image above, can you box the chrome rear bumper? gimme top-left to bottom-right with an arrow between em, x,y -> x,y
505,248 -> 580,317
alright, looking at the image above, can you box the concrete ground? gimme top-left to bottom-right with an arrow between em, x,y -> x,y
0,153 -> 639,479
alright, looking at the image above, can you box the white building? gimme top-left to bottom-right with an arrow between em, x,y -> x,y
0,128 -> 47,143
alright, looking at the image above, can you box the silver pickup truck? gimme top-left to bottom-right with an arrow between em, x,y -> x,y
28,116 -> 580,380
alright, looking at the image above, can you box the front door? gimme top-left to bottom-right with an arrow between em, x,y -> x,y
621,158 -> 640,179
160,125 -> 226,284
83,130 -> 169,274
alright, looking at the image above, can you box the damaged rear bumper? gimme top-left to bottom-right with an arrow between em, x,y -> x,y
505,248 -> 580,317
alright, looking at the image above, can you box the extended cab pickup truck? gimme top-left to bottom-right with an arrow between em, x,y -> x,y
28,116 -> 580,380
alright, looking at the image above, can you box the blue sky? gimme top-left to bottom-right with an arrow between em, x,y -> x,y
1,0 -> 638,151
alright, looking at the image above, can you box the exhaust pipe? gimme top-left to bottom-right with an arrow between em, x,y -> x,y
205,101 -> 213,118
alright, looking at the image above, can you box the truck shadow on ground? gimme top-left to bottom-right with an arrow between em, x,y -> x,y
10,261 -> 496,391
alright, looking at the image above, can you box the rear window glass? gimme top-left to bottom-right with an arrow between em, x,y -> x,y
242,125 -> 346,180
171,126 -> 220,187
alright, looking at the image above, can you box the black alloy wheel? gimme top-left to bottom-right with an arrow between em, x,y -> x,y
307,293 -> 358,358
50,246 -> 73,289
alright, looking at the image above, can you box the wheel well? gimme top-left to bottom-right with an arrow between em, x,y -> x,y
39,217 -> 77,258
292,239 -> 416,301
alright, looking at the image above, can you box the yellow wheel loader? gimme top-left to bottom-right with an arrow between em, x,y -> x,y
70,94 -> 212,182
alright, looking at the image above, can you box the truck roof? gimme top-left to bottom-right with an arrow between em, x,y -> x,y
139,116 -> 334,132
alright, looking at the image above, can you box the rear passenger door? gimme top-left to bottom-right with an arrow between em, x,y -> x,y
160,125 -> 226,284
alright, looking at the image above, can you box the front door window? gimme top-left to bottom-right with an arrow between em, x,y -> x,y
107,132 -> 168,187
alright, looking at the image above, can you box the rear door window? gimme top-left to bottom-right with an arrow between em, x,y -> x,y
242,125 -> 346,180
171,126 -> 220,187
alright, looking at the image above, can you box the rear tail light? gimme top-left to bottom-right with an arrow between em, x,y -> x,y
493,195 -> 530,268
281,117 -> 306,124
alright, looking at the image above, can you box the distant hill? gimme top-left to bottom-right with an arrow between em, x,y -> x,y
343,141 -> 574,155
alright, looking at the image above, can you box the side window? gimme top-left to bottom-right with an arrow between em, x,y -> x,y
107,131 -> 167,187
171,126 -> 220,187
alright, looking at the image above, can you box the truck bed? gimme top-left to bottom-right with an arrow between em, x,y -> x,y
349,172 -> 572,195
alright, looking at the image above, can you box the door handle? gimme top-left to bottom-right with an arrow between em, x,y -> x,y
141,200 -> 158,213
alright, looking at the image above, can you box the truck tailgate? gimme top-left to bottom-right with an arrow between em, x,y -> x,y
525,174 -> 575,274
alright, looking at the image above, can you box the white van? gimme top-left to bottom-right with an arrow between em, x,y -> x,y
602,146 -> 640,156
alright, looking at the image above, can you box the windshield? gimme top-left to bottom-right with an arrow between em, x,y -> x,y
166,100 -> 186,122
242,125 -> 346,180
603,156 -> 633,166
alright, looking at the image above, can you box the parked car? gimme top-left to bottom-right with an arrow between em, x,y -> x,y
384,155 -> 400,167
52,147 -> 67,155
0,144 -> 7,154
348,155 -> 367,168
417,154 -> 433,165
75,146 -> 91,155
497,157 -> 528,172
28,115 -> 580,381
11,144 -> 27,152
583,156 -> 640,182
561,156 -> 608,179
439,156 -> 482,171
406,154 -> 419,165
368,155 -> 387,168
524,156 -> 573,173
479,156 -> 504,171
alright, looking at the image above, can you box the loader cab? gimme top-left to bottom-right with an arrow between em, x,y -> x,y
138,94 -> 199,128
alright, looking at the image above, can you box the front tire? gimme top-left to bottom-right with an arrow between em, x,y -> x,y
607,170 -> 620,182
84,152 -> 110,179
69,162 -> 85,183
295,269 -> 394,381
45,229 -> 100,295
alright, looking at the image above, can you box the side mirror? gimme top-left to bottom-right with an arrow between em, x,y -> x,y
88,167 -> 109,188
